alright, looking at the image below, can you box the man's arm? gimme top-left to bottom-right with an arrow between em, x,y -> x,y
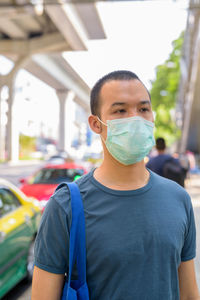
178,259 -> 200,300
31,266 -> 65,300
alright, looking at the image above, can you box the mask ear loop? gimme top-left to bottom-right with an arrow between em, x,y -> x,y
97,116 -> 107,127
96,116 -> 107,144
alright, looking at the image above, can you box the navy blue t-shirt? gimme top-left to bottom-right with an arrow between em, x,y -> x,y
147,154 -> 175,176
34,169 -> 196,300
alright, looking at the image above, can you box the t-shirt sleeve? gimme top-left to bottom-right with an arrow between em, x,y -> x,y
34,189 -> 71,274
181,197 -> 196,262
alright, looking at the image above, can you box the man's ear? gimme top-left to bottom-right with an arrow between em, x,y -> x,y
88,115 -> 102,134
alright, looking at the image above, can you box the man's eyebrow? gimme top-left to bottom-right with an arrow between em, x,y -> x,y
111,102 -> 126,107
110,100 -> 151,108
139,100 -> 151,105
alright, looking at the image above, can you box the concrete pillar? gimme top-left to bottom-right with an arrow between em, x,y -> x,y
56,90 -> 75,154
0,83 -> 3,161
6,75 -> 19,162
5,56 -> 29,162
0,77 -> 9,161
57,91 -> 67,152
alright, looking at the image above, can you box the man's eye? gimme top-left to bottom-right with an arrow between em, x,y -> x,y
140,107 -> 149,112
114,109 -> 126,114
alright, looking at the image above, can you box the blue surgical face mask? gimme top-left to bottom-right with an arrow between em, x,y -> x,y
98,116 -> 155,165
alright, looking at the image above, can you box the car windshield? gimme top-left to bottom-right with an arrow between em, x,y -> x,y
31,168 -> 84,184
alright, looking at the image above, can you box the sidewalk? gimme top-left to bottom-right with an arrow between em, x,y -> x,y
185,174 -> 200,288
185,174 -> 200,207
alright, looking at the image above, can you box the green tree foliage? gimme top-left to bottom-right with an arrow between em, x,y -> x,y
150,32 -> 184,145
19,134 -> 36,159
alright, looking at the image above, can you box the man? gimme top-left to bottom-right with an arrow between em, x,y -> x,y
32,70 -> 199,300
147,137 -> 187,186
146,137 -> 174,177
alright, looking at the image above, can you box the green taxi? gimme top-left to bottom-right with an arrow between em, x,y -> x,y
0,178 -> 41,299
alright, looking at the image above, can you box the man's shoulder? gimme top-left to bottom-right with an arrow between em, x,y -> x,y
154,153 -> 171,161
151,169 -> 180,185
151,170 -> 190,199
147,153 -> 168,163
51,170 -> 94,211
75,169 -> 94,187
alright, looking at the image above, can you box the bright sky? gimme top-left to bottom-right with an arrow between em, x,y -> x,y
64,0 -> 188,89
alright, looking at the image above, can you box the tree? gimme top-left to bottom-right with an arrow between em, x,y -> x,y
150,32 -> 184,146
19,134 -> 36,159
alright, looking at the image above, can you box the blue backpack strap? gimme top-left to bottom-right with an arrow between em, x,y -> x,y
56,182 -> 87,287
67,182 -> 87,285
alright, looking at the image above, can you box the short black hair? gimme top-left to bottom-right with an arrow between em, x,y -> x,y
156,137 -> 166,151
90,70 -> 150,117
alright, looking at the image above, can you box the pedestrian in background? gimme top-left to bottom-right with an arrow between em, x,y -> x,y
32,70 -> 199,300
146,137 -> 187,186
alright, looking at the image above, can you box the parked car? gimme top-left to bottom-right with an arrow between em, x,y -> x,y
19,162 -> 87,209
45,151 -> 70,165
46,155 -> 66,165
0,178 -> 41,299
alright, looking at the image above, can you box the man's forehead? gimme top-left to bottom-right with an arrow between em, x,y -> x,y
100,79 -> 150,101
102,78 -> 140,88
100,79 -> 148,94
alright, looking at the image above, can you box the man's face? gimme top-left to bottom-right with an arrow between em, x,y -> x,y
99,79 -> 154,137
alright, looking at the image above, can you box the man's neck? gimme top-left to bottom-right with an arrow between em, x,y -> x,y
94,153 -> 150,191
158,150 -> 165,155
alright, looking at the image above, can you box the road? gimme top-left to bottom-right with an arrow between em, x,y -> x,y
0,162 -> 200,299
0,160 -> 45,187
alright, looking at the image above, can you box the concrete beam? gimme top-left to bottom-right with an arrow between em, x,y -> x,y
25,59 -> 66,91
29,32 -> 71,54
0,5 -> 41,33
0,18 -> 27,39
0,33 -> 70,55
32,54 -> 90,109
75,3 -> 106,40
45,4 -> 87,51
0,6 -> 34,19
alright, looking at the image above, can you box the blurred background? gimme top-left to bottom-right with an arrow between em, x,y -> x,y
0,0 -> 200,299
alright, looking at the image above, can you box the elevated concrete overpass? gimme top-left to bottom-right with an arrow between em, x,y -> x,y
0,1 -> 106,161
176,0 -> 200,154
